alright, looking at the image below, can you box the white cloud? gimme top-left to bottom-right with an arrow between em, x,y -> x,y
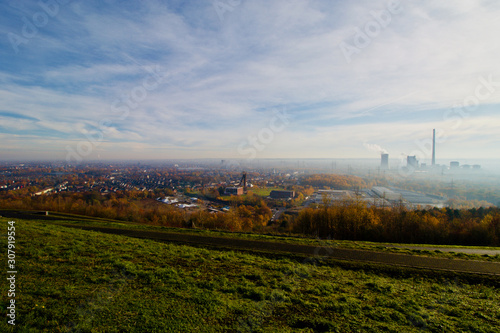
1,0 -> 499,160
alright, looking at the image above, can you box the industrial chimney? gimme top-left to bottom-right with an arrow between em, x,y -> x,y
432,129 -> 436,166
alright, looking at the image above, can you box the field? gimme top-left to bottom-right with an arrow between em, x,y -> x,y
249,187 -> 283,197
1,216 -> 500,332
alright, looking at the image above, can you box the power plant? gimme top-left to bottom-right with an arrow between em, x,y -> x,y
381,153 -> 389,169
407,155 -> 418,168
375,128 -> 480,172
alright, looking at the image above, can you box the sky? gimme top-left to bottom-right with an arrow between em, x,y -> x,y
1,0 -> 500,163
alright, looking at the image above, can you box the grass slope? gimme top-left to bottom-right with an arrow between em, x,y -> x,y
3,209 -> 500,262
1,218 -> 500,332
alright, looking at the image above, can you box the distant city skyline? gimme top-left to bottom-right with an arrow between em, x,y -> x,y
1,1 -> 500,161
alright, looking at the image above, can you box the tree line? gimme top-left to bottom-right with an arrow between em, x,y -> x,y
2,190 -> 499,245
300,174 -> 368,190
291,200 -> 500,246
0,190 -> 272,232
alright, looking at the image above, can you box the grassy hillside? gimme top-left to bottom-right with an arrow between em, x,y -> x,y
1,217 -> 499,332
15,210 -> 500,262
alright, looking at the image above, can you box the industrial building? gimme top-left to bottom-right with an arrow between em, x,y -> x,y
372,187 -> 402,201
407,155 -> 418,168
270,190 -> 295,199
225,187 -> 244,196
381,153 -> 389,169
372,186 -> 446,208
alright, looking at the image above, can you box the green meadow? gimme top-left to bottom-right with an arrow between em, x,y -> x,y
1,217 -> 499,332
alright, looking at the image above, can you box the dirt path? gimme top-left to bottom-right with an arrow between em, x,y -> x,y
59,224 -> 500,276
381,244 -> 500,256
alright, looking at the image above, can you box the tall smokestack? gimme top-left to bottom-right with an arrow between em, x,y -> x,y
432,129 -> 436,166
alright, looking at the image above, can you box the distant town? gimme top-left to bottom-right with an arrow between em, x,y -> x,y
1,157 -> 499,215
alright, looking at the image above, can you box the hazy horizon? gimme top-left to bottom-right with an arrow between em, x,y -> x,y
3,157 -> 500,171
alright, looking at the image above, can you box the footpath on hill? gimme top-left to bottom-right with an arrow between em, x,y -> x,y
59,223 -> 500,276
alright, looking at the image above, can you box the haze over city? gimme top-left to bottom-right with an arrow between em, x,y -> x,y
1,0 -> 500,162
4,3 -> 500,331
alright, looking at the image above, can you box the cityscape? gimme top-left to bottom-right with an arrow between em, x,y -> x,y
1,1 -> 500,332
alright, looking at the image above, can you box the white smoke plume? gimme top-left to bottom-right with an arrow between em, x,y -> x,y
363,143 -> 388,155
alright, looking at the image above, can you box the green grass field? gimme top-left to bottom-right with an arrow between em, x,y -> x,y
249,187 -> 282,197
1,217 -> 500,332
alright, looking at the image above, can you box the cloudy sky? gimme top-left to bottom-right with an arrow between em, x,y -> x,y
1,0 -> 499,162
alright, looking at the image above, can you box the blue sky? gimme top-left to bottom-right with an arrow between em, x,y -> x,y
1,0 -> 500,162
